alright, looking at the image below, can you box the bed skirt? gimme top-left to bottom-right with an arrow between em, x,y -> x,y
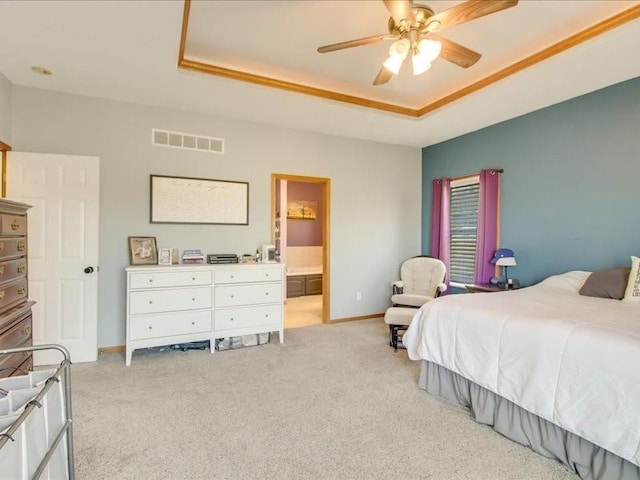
419,361 -> 640,480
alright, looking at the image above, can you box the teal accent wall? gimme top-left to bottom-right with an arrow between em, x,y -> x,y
422,76 -> 640,286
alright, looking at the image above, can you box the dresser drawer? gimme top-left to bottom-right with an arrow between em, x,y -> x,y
0,237 -> 27,261
215,283 -> 282,307
215,304 -> 282,331
0,214 -> 27,236
0,314 -> 31,350
0,351 -> 31,378
129,310 -> 212,341
215,266 -> 282,284
0,258 -> 27,286
0,279 -> 28,311
129,287 -> 212,315
129,270 -> 212,290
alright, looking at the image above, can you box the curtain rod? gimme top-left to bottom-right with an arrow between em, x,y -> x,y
448,168 -> 504,183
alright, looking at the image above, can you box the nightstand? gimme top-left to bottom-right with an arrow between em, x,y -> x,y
465,283 -> 505,293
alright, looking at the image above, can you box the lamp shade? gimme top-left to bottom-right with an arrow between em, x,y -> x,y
417,39 -> 442,62
491,248 -> 515,264
383,39 -> 410,75
495,257 -> 517,267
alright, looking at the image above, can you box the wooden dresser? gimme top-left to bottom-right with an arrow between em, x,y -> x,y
125,263 -> 285,366
0,199 -> 33,378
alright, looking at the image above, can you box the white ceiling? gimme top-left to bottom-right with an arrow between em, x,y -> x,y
1,0 -> 639,148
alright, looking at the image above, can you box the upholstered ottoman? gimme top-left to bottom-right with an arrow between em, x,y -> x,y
384,307 -> 418,351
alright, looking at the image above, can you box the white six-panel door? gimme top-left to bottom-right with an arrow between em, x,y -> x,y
7,152 -> 99,364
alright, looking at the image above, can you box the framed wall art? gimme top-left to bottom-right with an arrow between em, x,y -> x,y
128,236 -> 158,265
287,200 -> 317,220
150,175 -> 249,225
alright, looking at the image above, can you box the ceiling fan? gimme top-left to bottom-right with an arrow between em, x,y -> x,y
317,0 -> 518,86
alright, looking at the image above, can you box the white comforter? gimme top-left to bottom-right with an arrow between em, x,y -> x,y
403,271 -> 640,467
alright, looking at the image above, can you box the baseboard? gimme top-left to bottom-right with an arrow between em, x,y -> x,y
329,313 -> 384,324
98,345 -> 125,355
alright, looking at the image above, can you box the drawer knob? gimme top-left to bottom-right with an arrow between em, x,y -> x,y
148,326 -> 152,330
149,279 -> 153,283
17,264 -> 25,274
265,314 -> 269,318
230,317 -> 234,321
17,287 -> 26,295
230,295 -> 234,298
231,275 -> 234,279
22,326 -> 31,335
11,220 -> 20,231
149,301 -> 153,304
266,274 -> 269,277
0,290 -> 5,299
0,266 -> 4,275
191,321 -> 195,325
265,292 -> 269,296
192,277 -> 196,281
17,242 -> 25,251
192,298 -> 196,301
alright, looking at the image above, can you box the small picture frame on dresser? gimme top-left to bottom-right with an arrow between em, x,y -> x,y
158,248 -> 172,266
128,236 -> 158,265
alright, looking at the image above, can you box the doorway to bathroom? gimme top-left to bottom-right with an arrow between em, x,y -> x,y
271,174 -> 330,327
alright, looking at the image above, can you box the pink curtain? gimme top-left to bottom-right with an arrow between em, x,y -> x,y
473,169 -> 501,284
430,178 -> 451,292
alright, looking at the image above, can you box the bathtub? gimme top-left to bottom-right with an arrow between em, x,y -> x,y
286,266 -> 323,276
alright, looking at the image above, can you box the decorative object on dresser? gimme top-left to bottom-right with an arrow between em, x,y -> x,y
128,236 -> 158,265
0,199 -> 34,378
158,247 -> 172,266
125,263 -> 285,365
182,249 -> 204,263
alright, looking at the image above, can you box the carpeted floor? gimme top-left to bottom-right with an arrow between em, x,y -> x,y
71,319 -> 578,480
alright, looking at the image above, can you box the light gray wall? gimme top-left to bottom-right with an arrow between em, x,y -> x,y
10,86 -> 421,347
0,73 -> 11,142
422,76 -> 640,287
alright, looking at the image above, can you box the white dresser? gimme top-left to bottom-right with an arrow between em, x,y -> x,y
125,263 -> 284,365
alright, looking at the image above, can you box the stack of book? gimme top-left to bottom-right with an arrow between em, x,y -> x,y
182,249 -> 204,263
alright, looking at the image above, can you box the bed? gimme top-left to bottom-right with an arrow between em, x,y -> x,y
402,271 -> 640,480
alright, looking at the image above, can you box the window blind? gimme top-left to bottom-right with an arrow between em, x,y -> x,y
449,182 -> 479,284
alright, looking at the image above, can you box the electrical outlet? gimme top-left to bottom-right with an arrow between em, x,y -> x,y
356,291 -> 362,301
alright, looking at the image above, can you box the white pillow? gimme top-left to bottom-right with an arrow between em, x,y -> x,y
538,271 -> 591,292
622,256 -> 640,302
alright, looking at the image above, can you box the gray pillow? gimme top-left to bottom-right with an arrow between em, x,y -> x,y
579,267 -> 631,300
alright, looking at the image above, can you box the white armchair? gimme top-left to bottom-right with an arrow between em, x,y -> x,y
391,256 -> 447,308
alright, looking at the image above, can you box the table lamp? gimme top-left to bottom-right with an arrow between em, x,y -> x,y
491,248 -> 517,288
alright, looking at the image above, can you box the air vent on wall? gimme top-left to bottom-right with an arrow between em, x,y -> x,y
152,128 -> 224,154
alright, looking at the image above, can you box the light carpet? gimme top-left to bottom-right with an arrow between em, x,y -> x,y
71,319 -> 577,480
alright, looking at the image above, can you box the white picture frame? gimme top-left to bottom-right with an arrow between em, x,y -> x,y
158,247 -> 172,266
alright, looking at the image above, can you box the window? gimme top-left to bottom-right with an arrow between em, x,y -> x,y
449,176 -> 480,286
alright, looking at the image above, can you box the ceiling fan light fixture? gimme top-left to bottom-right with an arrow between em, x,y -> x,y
417,39 -> 442,63
383,38 -> 410,75
411,55 -> 432,75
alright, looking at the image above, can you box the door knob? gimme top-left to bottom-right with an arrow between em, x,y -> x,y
84,266 -> 94,274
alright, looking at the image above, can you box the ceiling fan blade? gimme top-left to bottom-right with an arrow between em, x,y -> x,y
426,0 -> 518,32
317,34 -> 397,53
382,0 -> 415,25
373,67 -> 393,86
429,34 -> 481,68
